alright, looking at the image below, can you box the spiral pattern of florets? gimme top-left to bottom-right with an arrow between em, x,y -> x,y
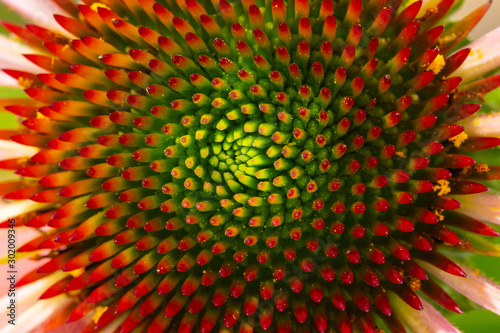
3,0 -> 500,332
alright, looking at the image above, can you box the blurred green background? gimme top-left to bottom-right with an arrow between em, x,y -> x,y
1,1 -> 500,332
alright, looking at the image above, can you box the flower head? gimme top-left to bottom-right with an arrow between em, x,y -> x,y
1,0 -> 500,332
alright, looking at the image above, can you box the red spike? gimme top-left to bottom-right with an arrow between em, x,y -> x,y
397,130 -> 416,146
136,26 -> 160,48
461,75 -> 500,96
458,137 -> 500,152
89,239 -> 122,262
407,71 -> 435,93
360,266 -> 379,287
322,15 -> 336,42
341,45 -> 356,68
199,308 -> 219,333
2,22 -> 44,49
389,1 -> 422,36
395,95 -> 412,112
349,286 -> 370,312
347,24 -> 362,46
421,279 -> 463,313
439,154 -> 476,169
368,6 -> 392,37
386,239 -> 411,261
212,284 -> 230,307
271,0 -> 286,24
441,48 -> 471,77
25,53 -> 68,73
416,251 -> 467,277
370,287 -> 391,315
158,272 -> 181,294
365,38 -> 379,59
449,180 -> 488,195
420,0 -> 456,31
86,280 -> 118,303
345,0 -> 362,25
164,292 -> 188,318
393,216 -> 415,233
333,311 -> 351,333
40,275 -> 73,300
391,22 -> 419,52
444,212 -> 499,237
418,46 -> 440,70
386,47 -> 412,74
29,188 -> 60,203
417,208 -> 440,224
67,301 -> 95,323
432,224 -> 462,244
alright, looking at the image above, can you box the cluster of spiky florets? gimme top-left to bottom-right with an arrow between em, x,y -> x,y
3,0 -> 500,332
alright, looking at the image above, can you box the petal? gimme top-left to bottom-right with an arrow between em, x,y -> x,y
0,295 -> 71,333
0,227 -> 43,260
446,0 -> 496,40
420,261 -> 500,315
0,140 -> 39,160
0,200 -> 47,223
458,193 -> 500,225
37,309 -> 92,333
462,112 -> 500,137
0,0 -> 69,34
453,27 -> 500,82
0,270 -> 62,332
0,72 -> 19,87
391,294 -> 461,333
0,35 -> 46,73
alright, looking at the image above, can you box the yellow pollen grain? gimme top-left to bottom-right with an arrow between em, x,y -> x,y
14,157 -> 29,169
421,7 -> 438,21
434,179 -> 451,196
17,211 -> 36,224
460,241 -> 473,250
17,77 -> 34,89
470,49 -> 483,60
409,278 -> 421,291
374,325 -> 385,333
460,163 -> 490,177
474,163 -> 490,174
399,268 -> 422,291
395,151 -> 406,158
30,254 -> 44,260
92,306 -> 108,324
449,131 -> 468,148
438,33 -> 457,48
36,111 -> 49,120
68,268 -> 85,278
427,54 -> 445,74
91,2 -> 111,11
434,209 -> 445,221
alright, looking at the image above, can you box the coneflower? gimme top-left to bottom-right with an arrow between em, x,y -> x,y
1,0 -> 500,332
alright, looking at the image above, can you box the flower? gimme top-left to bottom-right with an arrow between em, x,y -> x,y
1,0 -> 500,332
